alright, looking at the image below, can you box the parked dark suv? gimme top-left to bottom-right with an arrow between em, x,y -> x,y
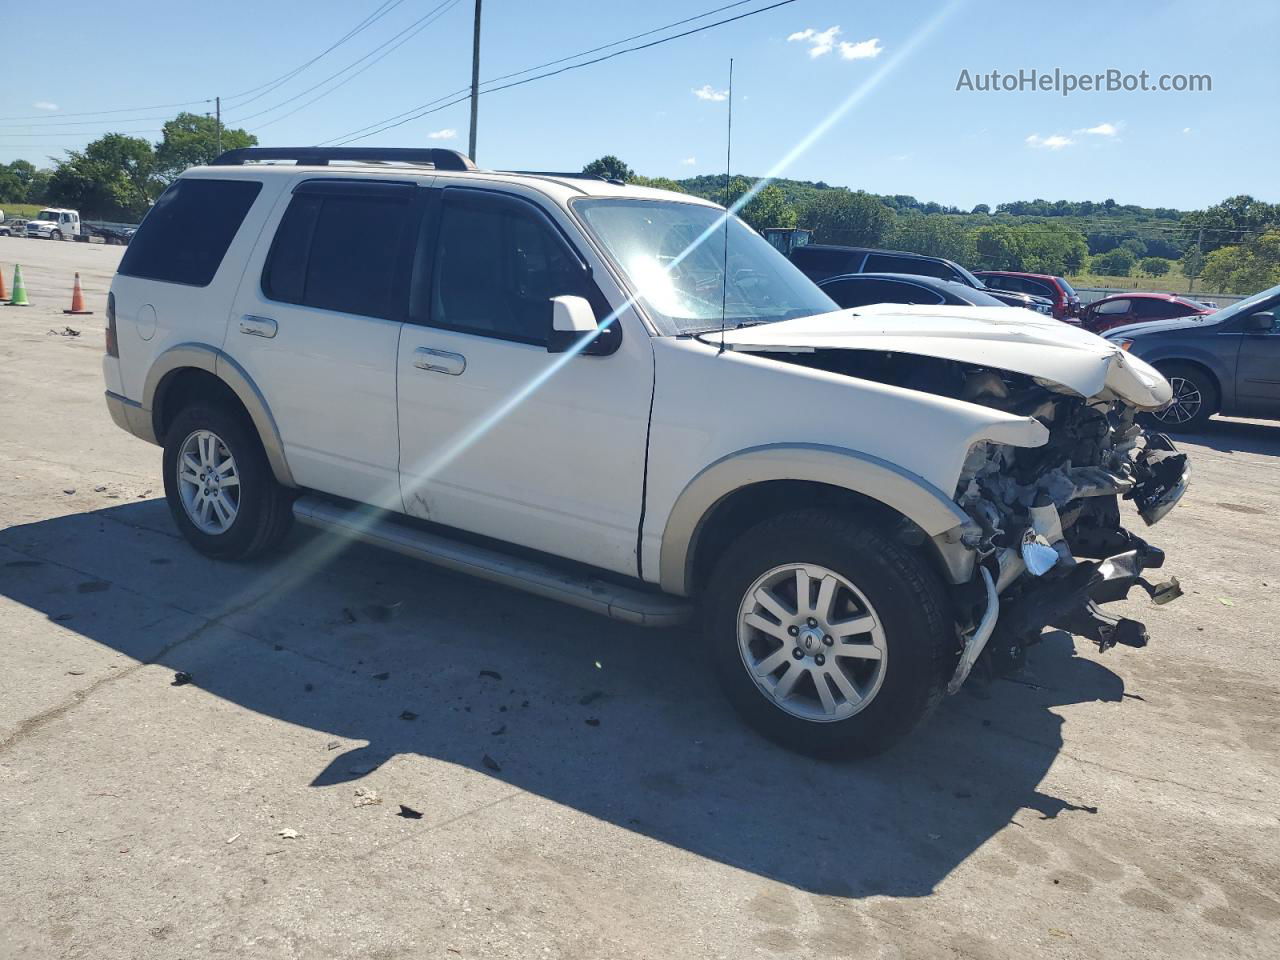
790,245 -> 1054,314
974,271 -> 1081,320
1105,283 -> 1280,430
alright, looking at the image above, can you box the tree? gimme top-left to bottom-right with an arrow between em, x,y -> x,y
155,112 -> 256,181
968,224 -> 1026,270
889,214 -> 967,261
628,174 -> 686,193
1120,237 -> 1148,259
1091,247 -> 1137,277
46,134 -> 158,220
1138,257 -> 1172,278
0,159 -> 51,204
799,190 -> 894,246
1180,195 -> 1280,253
582,155 -> 634,182
722,177 -> 796,231
1198,232 -> 1280,293
971,203 -> 990,215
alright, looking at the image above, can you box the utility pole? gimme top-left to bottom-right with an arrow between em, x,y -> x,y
467,0 -> 482,163
215,96 -> 222,157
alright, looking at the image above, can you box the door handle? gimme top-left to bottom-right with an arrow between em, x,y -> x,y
240,315 -> 278,339
413,347 -> 466,376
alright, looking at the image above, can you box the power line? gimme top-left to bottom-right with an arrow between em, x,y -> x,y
0,99 -> 210,123
0,0 -> 407,125
328,0 -> 798,145
235,0 -> 463,129
222,0 -> 410,105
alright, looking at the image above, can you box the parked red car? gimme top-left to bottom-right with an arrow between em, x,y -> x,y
1079,292 -> 1215,334
974,271 -> 1081,320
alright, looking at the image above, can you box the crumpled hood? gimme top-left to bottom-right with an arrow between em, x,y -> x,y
711,304 -> 1173,409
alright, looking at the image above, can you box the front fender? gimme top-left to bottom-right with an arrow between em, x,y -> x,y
658,443 -> 977,596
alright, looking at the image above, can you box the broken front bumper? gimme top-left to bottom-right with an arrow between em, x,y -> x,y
948,434 -> 1189,692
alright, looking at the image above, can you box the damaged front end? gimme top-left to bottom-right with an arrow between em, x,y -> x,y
948,375 -> 1189,691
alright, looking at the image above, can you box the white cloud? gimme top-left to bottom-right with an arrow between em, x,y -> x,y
681,156 -> 696,165
1182,126 -> 1193,135
1077,121 -> 1120,137
692,84 -> 728,102
787,26 -> 840,58
426,128 -> 456,140
32,101 -> 58,111
1025,133 -> 1074,150
839,37 -> 882,60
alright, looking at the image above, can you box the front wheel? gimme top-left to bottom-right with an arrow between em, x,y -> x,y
162,403 -> 294,560
50,230 -> 62,241
703,510 -> 953,758
1151,362 -> 1217,432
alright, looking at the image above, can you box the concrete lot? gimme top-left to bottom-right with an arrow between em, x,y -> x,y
1,237 -> 1278,960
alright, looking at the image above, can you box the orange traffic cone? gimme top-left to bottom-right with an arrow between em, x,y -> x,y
64,272 -> 93,315
0,266 -> 8,303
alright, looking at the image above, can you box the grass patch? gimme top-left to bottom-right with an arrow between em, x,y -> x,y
1067,272 -> 1235,297
1,203 -> 49,220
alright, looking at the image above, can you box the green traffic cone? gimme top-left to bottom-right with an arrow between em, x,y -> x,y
7,264 -> 29,306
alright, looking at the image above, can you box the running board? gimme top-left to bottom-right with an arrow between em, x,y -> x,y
292,496 -> 692,627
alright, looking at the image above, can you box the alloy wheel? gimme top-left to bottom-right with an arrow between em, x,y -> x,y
1155,376 -> 1203,425
736,563 -> 888,723
176,429 -> 241,534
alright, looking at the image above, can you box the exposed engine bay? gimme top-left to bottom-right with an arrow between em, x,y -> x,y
766,347 -> 1190,687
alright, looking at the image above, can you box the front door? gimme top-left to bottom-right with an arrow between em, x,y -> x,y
395,186 -> 653,576
1233,300 -> 1280,415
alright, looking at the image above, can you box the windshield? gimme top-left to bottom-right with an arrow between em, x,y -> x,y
37,210 -> 58,222
1057,277 -> 1077,295
952,263 -> 986,288
1200,282 -> 1280,324
573,198 -> 836,335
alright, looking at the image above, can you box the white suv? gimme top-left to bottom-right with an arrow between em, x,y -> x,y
103,147 -> 1188,756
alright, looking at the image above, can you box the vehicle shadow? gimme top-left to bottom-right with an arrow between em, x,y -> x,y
0,502 -> 1124,899
1180,416 -> 1280,456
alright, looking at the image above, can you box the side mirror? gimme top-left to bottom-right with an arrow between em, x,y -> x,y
546,295 -> 618,355
1244,311 -> 1275,333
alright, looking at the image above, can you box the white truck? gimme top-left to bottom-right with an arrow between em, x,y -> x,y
24,207 -> 81,240
101,147 -> 1189,756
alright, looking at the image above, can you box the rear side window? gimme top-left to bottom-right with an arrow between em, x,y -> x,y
263,181 -> 413,319
119,178 -> 261,286
865,253 -> 958,281
790,246 -> 860,280
823,277 -> 943,308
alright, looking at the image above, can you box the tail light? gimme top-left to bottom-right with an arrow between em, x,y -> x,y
105,291 -> 119,357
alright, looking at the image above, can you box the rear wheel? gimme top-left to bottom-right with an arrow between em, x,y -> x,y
162,403 -> 293,560
1152,363 -> 1217,432
703,510 -> 953,757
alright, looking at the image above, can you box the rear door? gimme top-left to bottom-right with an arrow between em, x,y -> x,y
394,185 -> 654,575
231,177 -> 418,507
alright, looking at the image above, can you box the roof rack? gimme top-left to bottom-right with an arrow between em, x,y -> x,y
210,147 -> 477,171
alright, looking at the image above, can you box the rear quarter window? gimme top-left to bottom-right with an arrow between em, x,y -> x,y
118,178 -> 262,287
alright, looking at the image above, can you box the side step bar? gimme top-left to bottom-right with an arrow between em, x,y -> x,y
292,496 -> 692,628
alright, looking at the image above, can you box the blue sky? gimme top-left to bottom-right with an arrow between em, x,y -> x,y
2,0 -> 1276,210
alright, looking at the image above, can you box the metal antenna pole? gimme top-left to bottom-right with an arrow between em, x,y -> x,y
216,96 -> 222,156
468,0 -> 483,163
718,58 -> 734,355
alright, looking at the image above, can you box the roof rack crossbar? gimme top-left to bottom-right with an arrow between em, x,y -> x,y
210,147 -> 477,171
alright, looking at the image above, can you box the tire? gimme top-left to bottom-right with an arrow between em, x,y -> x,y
162,403 -> 294,561
1150,362 -> 1217,432
50,230 -> 62,241
702,510 -> 953,758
